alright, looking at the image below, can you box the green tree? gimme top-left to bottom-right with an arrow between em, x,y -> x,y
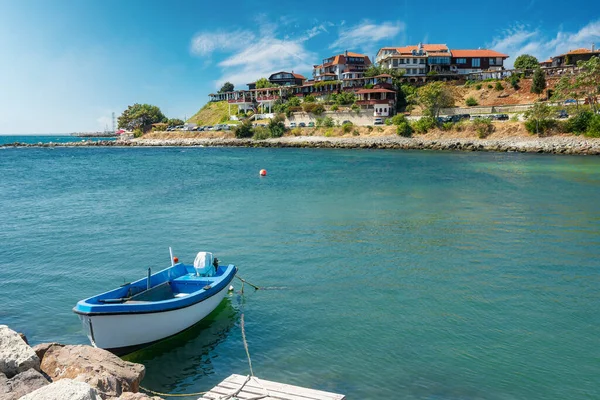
333,91 -> 356,105
531,68 -> 546,96
415,82 -> 455,118
167,118 -> 184,127
514,54 -> 540,70
255,77 -> 277,89
268,114 -> 286,138
524,102 -> 552,134
117,103 -> 166,132
574,56 -> 600,113
218,82 -> 234,93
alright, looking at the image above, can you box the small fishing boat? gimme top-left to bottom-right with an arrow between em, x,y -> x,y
73,251 -> 237,355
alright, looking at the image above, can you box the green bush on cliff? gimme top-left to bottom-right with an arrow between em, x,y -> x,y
585,114 -> 600,137
566,111 -> 594,134
396,121 -> 413,137
411,116 -> 436,134
472,119 -> 494,138
234,120 -> 254,138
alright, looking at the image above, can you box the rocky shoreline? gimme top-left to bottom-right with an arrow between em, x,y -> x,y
0,325 -> 162,400
2,135 -> 600,155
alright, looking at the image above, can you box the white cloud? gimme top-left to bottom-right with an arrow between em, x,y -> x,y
190,20 -> 325,89
490,20 -> 600,68
190,31 -> 254,56
329,20 -> 405,51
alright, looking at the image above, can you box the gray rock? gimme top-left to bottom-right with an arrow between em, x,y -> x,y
18,379 -> 99,400
0,326 -> 40,378
108,392 -> 163,400
0,368 -> 50,400
40,345 -> 145,398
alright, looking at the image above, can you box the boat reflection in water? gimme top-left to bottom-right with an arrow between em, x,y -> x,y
124,296 -> 241,394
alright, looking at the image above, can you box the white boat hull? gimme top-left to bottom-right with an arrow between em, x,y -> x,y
78,282 -> 230,352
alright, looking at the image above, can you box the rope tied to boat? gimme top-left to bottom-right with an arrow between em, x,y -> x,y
138,386 -> 207,397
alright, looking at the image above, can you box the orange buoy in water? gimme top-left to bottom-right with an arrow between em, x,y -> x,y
173,257 -> 179,263
260,169 -> 267,176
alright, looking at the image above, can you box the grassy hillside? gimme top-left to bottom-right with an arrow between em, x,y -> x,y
188,101 -> 238,125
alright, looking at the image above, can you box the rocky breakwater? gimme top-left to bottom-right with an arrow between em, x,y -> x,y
124,135 -> 600,155
0,325 -> 162,400
2,135 -> 600,155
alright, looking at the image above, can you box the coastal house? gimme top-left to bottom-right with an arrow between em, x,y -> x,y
313,51 -> 371,82
377,44 -> 447,76
550,45 -> 599,67
247,71 -> 306,90
449,49 -> 509,74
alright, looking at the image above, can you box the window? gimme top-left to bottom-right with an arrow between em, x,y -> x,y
472,58 -> 480,67
420,68 -> 426,74
392,59 -> 398,67
419,59 -> 425,64
412,58 -> 417,64
489,58 -> 496,65
456,58 -> 466,64
400,58 -> 405,64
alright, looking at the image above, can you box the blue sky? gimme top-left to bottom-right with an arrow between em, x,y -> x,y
0,0 -> 598,134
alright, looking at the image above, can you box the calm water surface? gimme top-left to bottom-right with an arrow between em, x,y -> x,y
0,135 -> 115,144
0,147 -> 598,399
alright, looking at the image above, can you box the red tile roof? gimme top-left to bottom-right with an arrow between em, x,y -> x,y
292,73 -> 306,79
451,49 -> 509,58
356,88 -> 396,94
325,52 -> 372,66
567,48 -> 593,55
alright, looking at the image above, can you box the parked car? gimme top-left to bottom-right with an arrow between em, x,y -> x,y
564,99 -> 577,105
374,118 -> 384,125
451,114 -> 470,122
557,110 -> 569,119
308,121 -> 315,127
436,116 -> 452,123
289,122 -> 297,128
299,122 -> 306,127
205,126 -> 214,131
341,120 -> 352,125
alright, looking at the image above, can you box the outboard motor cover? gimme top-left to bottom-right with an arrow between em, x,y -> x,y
194,252 -> 216,277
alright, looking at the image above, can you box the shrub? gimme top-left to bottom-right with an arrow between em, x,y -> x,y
390,114 -> 408,125
352,129 -> 360,136
567,111 -> 594,134
524,119 -> 556,135
268,114 -> 286,138
252,126 -> 270,140
330,104 -> 339,111
509,75 -> 520,90
351,104 -> 360,114
288,97 -> 301,107
465,97 -> 478,106
376,127 -> 383,132
324,128 -> 335,137
304,95 -> 316,103
302,103 -> 317,113
396,121 -> 413,137
495,81 -> 504,91
454,120 -> 467,132
487,84 -> 493,89
367,126 -> 373,132
441,122 -> 454,131
234,120 -> 254,138
472,119 -> 494,138
412,116 -> 436,134
510,114 -> 520,122
313,104 -> 325,115
322,116 -> 335,128
290,127 -> 303,136
585,114 -> 600,137
133,128 -> 144,138
385,118 -> 393,125
475,84 -> 482,90
342,122 -> 353,133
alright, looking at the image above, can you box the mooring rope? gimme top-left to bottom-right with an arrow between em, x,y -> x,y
140,275 -> 269,399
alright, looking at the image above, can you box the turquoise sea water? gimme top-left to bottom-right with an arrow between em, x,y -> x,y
0,135 -> 115,145
0,147 -> 599,399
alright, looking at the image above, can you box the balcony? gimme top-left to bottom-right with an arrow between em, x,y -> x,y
228,98 -> 252,104
356,99 -> 392,106
256,95 -> 280,101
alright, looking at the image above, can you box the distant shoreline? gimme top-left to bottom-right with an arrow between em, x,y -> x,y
3,135 -> 600,155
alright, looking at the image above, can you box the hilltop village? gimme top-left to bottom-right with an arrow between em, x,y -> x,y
115,42 -> 600,141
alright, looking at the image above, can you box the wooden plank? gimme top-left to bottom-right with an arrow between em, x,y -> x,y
201,374 -> 345,400
225,375 -> 344,400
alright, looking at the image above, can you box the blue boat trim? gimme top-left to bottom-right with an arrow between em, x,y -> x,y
73,264 -> 237,316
